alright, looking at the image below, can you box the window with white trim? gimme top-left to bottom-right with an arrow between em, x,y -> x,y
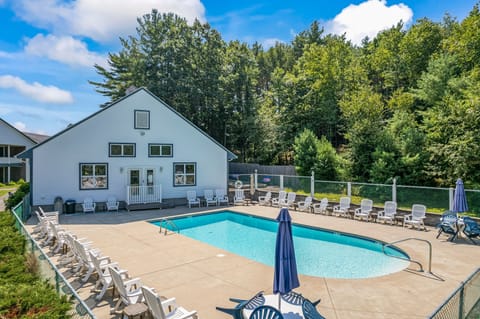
135,110 -> 150,129
80,163 -> 108,189
109,143 -> 135,157
174,163 -> 196,186
149,144 -> 173,157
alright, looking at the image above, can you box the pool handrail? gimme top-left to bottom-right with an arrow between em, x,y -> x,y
159,218 -> 180,235
382,237 -> 432,273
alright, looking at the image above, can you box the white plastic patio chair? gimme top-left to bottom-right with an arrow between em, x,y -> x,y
141,286 -> 198,319
297,196 -> 313,212
377,201 -> 397,225
106,196 -> 119,212
89,251 -> 128,301
354,199 -> 373,222
82,197 -> 96,213
204,189 -> 218,207
234,189 -> 246,205
109,267 -> 144,314
186,191 -> 200,208
271,191 -> 287,207
215,189 -> 229,206
282,192 -> 297,208
258,191 -> 272,206
313,198 -> 329,215
333,197 -> 351,218
404,204 -> 427,230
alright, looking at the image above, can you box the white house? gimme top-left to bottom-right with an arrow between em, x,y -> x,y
0,118 -> 48,183
19,88 -> 236,211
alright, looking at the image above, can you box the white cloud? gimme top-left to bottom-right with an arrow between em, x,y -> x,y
0,51 -> 14,58
0,75 -> 74,104
25,34 -> 107,67
13,121 -> 26,131
325,0 -> 413,45
261,38 -> 285,49
14,0 -> 206,42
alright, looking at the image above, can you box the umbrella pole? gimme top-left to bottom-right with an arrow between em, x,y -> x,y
278,293 -> 281,311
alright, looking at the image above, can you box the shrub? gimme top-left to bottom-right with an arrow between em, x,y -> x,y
0,213 -> 71,318
5,182 -> 29,210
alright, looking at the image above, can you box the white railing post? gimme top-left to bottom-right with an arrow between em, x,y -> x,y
310,171 -> 315,198
392,178 -> 397,203
280,175 -> 284,191
347,182 -> 351,197
254,169 -> 258,190
449,187 -> 454,211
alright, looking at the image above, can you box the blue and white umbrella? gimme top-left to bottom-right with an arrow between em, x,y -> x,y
453,178 -> 469,214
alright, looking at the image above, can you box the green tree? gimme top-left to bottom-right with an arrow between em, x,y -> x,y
293,129 -> 319,176
340,85 -> 385,180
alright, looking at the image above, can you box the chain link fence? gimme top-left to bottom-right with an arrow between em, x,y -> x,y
11,201 -> 96,319
430,268 -> 480,319
229,172 -> 480,215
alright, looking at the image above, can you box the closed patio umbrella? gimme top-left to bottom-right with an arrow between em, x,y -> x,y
273,207 -> 300,310
453,178 -> 469,214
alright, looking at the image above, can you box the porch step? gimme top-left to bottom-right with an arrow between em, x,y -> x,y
126,202 -> 162,211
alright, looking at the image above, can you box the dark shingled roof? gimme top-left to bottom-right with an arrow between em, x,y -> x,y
23,132 -> 50,144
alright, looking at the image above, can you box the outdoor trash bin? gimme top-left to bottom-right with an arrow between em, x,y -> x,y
64,200 -> 76,214
54,197 -> 63,214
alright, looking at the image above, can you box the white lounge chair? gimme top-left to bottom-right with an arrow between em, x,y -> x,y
82,197 -> 96,213
109,267 -> 144,314
215,189 -> 229,206
404,204 -> 427,230
271,191 -> 287,207
282,192 -> 297,208
258,191 -> 272,206
204,189 -> 218,207
234,189 -> 246,205
89,251 -> 128,301
186,191 -> 200,208
106,196 -> 119,212
333,197 -> 351,218
354,199 -> 373,222
141,286 -> 198,319
297,196 -> 313,212
377,201 -> 397,225
313,198 -> 329,215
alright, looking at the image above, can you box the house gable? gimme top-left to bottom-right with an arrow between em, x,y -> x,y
26,88 -> 235,205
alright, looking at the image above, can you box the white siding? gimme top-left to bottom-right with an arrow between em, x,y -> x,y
31,90 -> 229,205
0,121 -> 36,147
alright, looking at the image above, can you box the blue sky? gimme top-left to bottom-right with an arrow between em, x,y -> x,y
0,0 -> 478,136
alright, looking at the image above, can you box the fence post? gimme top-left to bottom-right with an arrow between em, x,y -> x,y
459,285 -> 464,319
392,178 -> 397,203
254,169 -> 258,190
449,187 -> 454,211
310,171 -> 315,198
347,182 -> 351,197
280,175 -> 284,191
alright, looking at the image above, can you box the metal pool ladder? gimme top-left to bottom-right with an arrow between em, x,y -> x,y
382,238 -> 432,273
159,218 -> 180,235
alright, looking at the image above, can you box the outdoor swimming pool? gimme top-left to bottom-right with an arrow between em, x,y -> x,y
151,211 -> 410,279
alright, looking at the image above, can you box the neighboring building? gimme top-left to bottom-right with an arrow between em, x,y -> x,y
0,118 -> 48,183
19,88 -> 236,211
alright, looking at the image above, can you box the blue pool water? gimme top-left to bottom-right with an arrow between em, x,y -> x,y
151,211 -> 410,279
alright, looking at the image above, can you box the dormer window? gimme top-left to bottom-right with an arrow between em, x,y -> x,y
134,110 -> 150,129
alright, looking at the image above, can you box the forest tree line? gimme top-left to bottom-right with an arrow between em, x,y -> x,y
90,4 -> 480,188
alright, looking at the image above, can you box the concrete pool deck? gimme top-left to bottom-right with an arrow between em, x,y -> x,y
27,205 -> 480,319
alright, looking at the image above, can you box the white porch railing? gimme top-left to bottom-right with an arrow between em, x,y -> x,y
126,185 -> 162,205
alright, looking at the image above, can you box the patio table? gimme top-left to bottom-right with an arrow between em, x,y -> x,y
242,294 -> 304,319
